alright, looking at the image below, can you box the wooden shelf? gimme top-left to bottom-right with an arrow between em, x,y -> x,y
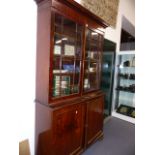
116,88 -> 135,94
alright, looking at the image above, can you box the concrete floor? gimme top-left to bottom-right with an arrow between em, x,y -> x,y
82,117 -> 135,155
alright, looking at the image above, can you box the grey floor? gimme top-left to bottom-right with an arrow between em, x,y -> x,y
82,117 -> 135,155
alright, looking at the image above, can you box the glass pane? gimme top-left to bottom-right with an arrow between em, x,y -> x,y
85,30 -> 99,60
61,75 -> 71,96
52,75 -> 61,97
53,56 -> 61,73
54,34 -> 62,55
61,59 -> 74,96
73,60 -> 81,93
83,60 -> 99,91
91,32 -> 99,41
83,29 -> 102,92
86,29 -> 91,40
52,13 -> 83,98
54,14 -> 83,58
63,18 -> 76,37
101,51 -> 115,116
89,41 -> 99,60
117,54 -> 135,94
85,29 -> 91,59
75,60 -> 81,74
87,51 -> 99,60
83,61 -> 90,90
52,74 -> 73,97
89,72 -> 98,89
62,58 -> 74,73
76,31 -> 82,58
64,43 -> 76,56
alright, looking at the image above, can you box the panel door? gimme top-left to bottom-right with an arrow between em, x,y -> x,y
52,103 -> 84,155
85,96 -> 104,147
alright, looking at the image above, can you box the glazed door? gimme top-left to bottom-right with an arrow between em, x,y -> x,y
52,103 -> 84,155
101,52 -> 115,116
85,96 -> 104,147
83,29 -> 104,93
51,12 -> 83,100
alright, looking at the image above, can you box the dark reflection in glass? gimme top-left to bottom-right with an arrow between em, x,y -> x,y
53,56 -> 61,71
62,59 -> 74,73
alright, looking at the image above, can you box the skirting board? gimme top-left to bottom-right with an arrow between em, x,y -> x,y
112,111 -> 135,124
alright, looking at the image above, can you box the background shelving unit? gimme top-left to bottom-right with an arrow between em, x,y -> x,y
112,51 -> 135,123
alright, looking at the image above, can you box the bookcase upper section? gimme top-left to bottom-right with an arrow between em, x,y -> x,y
35,0 -> 108,106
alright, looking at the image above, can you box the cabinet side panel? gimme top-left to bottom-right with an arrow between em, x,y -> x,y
35,4 -> 51,104
35,102 -> 53,155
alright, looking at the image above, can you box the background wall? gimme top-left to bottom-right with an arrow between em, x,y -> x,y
17,1 -> 37,155
0,0 -> 37,155
105,0 -> 135,52
76,0 -> 119,27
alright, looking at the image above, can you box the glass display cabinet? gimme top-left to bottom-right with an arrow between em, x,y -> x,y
112,52 -> 135,122
101,52 -> 115,117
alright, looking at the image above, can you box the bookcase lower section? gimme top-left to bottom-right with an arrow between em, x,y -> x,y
35,93 -> 104,155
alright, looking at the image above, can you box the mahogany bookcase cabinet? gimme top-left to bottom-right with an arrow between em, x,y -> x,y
34,0 -> 108,155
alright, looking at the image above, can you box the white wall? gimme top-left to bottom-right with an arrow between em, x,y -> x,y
105,0 -> 135,52
0,0 -> 37,155
16,1 -> 37,155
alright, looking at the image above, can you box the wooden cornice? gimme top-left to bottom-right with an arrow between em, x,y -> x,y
34,0 -> 109,28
